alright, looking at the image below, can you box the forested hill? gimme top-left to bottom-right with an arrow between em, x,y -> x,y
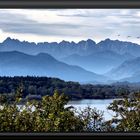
0,76 -> 138,100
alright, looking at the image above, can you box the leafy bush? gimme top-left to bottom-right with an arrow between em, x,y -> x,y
108,92 -> 140,132
0,90 -> 84,132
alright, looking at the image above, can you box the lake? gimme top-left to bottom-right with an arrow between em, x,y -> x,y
66,99 -> 117,121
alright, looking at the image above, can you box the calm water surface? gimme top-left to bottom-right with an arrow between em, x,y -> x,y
66,99 -> 117,121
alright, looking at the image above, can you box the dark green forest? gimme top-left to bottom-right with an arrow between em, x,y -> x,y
0,76 -> 139,102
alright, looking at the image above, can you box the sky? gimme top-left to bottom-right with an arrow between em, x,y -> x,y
0,9 -> 140,44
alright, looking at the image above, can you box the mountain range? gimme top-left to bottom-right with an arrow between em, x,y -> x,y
1,37 -> 140,83
106,57 -> 140,81
61,50 -> 134,74
1,37 -> 140,58
0,51 -> 108,83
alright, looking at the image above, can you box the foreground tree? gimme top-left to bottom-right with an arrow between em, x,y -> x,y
0,89 -> 85,132
75,107 -> 104,131
107,92 -> 140,131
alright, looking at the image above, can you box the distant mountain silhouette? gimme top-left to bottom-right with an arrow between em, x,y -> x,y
97,38 -> 140,57
106,57 -> 140,80
0,51 -> 109,83
0,37 -> 97,58
119,69 -> 140,83
61,50 -> 134,74
1,37 -> 140,59
1,37 -> 140,83
120,73 -> 140,83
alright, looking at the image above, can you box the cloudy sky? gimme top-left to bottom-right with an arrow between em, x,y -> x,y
0,9 -> 140,44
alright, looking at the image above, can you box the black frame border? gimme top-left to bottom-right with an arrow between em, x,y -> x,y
0,132 -> 140,136
0,0 -> 140,8
0,0 -> 140,139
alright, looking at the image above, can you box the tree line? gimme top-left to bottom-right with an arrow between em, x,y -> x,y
0,76 -> 138,101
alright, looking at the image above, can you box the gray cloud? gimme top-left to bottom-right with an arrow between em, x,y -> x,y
57,12 -> 109,18
0,9 -> 140,43
0,11 -> 90,37
58,14 -> 89,17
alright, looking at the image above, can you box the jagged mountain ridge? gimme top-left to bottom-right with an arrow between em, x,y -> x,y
1,37 -> 140,83
1,37 -> 140,59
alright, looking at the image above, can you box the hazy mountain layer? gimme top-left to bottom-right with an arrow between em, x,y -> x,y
61,50 -> 134,74
0,51 -> 108,83
1,37 -> 140,83
106,57 -> 140,80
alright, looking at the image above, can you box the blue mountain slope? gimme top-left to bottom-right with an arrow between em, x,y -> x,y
61,50 -> 134,74
0,51 -> 109,83
106,57 -> 140,80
